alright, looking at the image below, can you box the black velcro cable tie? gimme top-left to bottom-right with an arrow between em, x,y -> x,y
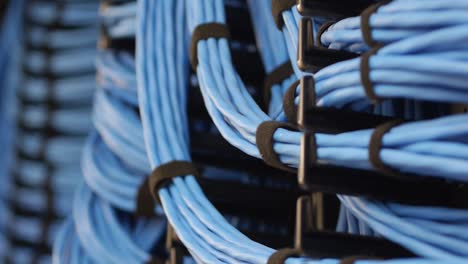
283,79 -> 300,123
369,120 -> 404,176
136,177 -> 156,217
149,161 -> 200,204
271,0 -> 297,29
340,256 -> 382,264
315,21 -> 335,47
360,46 -> 382,104
360,0 -> 392,47
189,23 -> 230,71
267,248 -> 303,264
256,121 -> 298,173
264,61 -> 294,109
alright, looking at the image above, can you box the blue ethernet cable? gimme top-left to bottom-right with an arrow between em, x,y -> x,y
240,0 -> 372,241
247,0 -> 288,73
169,0 -> 468,262
320,0 -> 468,52
101,0 -> 137,39
136,0 -> 468,261
52,3 -> 168,260
274,2 -> 463,260
187,0 -> 468,179
46,0 -> 468,263
276,1 -> 468,113
274,1 -> 467,131
137,0 -> 277,262
60,2 -> 302,262
246,0 -> 298,120
137,1 -> 341,264
53,50 -> 167,263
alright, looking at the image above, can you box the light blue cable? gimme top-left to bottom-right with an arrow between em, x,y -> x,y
53,1 -> 468,263
51,2 -> 169,261
183,0 -> 468,262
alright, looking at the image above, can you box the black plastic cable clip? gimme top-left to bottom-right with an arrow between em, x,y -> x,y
297,76 -> 468,209
165,224 -> 186,264
166,247 -> 185,264
298,18 -> 359,73
297,76 -> 395,133
294,196 -> 414,259
297,0 -> 377,18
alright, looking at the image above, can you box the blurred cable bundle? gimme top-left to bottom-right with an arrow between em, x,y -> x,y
1,0 -> 99,263
0,0 -> 27,260
136,0 -> 468,263
53,1 -> 169,262
1,0 -> 468,264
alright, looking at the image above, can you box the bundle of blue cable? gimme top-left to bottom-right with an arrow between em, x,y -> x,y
0,0 -> 26,259
133,0 -> 468,263
3,0 -> 99,262
137,1 -> 305,263
276,1 -> 467,118
53,1 -> 298,263
53,1 -> 169,263
246,0 -> 296,119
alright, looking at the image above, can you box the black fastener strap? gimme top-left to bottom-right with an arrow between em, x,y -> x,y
340,256 -> 381,264
264,61 -> 294,109
267,248 -> 303,264
315,21 -> 335,47
283,79 -> 300,123
271,0 -> 297,29
136,177 -> 156,217
360,46 -> 382,104
360,0 -> 392,47
149,161 -> 200,203
369,120 -> 404,176
256,121 -> 298,173
189,23 -> 230,70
